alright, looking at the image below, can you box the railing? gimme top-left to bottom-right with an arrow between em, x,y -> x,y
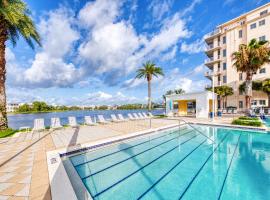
204,71 -> 213,77
161,118 -> 215,144
205,28 -> 221,38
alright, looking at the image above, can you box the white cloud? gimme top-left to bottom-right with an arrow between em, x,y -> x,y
149,0 -> 173,22
180,38 -> 205,54
78,1 -> 191,85
86,91 -> 139,105
7,8 -> 82,88
181,0 -> 202,16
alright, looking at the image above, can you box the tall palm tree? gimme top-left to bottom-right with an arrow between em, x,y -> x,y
174,88 -> 185,94
0,0 -> 41,130
136,61 -> 164,111
222,86 -> 233,109
232,39 -> 270,110
262,79 -> 270,108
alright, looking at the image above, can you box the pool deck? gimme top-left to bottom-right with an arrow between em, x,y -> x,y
0,116 -> 264,200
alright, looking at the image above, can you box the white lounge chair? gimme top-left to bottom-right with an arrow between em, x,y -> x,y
98,115 -> 110,124
84,116 -> 97,126
51,117 -> 62,129
227,109 -> 232,114
138,113 -> 146,119
68,116 -> 78,127
128,113 -> 136,120
33,118 -> 45,132
111,114 -> 122,122
142,112 -> 150,119
233,109 -> 237,114
148,113 -> 154,118
133,113 -> 141,120
222,109 -> 227,114
118,114 -> 128,122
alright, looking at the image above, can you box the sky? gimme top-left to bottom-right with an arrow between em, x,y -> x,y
6,0 -> 270,106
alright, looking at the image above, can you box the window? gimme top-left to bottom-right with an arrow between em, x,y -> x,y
259,19 -> 265,26
260,10 -> 268,16
223,75 -> 227,83
222,36 -> 226,44
239,30 -> 243,38
218,63 -> 220,71
218,76 -> 221,81
260,68 -> 266,73
251,100 -> 257,106
250,23 -> 256,29
223,63 -> 227,70
239,101 -> 243,109
239,73 -> 243,81
260,100 -> 266,105
223,49 -> 226,57
259,36 -> 266,41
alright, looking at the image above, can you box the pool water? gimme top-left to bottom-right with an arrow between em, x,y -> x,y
67,125 -> 270,200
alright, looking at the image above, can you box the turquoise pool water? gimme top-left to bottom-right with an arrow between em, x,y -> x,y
67,125 -> 270,200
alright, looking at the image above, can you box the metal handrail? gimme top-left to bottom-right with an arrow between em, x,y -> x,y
163,118 -> 216,144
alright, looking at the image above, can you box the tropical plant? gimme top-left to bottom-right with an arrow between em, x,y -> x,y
208,86 -> 233,109
136,61 -> 164,111
262,79 -> 270,107
0,0 -> 41,130
232,39 -> 270,109
239,81 -> 262,93
174,88 -> 185,94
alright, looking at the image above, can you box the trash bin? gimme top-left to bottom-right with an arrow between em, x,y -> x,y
209,112 -> 213,118
217,111 -> 222,117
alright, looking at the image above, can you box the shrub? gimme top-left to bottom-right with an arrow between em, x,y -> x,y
0,128 -> 17,138
238,116 -> 259,121
232,119 -> 262,127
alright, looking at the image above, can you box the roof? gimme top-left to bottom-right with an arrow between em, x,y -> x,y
217,2 -> 270,28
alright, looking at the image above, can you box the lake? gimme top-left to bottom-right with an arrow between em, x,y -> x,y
7,109 -> 164,130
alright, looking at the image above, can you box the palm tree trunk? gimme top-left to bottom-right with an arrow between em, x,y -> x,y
0,17 -> 8,130
148,80 -> 151,111
245,72 -> 253,110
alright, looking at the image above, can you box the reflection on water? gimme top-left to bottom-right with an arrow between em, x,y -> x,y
7,109 -> 164,129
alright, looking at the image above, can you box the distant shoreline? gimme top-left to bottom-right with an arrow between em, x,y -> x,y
8,108 -> 164,115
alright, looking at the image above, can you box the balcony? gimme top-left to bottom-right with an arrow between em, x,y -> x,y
205,43 -> 221,56
204,71 -> 213,80
205,56 -> 221,68
205,84 -> 212,90
205,28 -> 222,42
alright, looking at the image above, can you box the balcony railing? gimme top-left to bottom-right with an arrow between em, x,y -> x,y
206,42 -> 221,51
205,28 -> 221,39
204,71 -> 213,77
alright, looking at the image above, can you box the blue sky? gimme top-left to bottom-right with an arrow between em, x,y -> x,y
6,0 -> 270,105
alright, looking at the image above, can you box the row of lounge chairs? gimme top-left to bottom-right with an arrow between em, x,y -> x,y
32,112 -> 154,132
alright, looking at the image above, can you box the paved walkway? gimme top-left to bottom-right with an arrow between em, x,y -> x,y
0,118 -> 179,200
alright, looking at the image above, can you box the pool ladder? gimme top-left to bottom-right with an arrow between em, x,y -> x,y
179,119 -> 215,144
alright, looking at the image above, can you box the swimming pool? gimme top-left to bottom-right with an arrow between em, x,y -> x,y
63,125 -> 270,200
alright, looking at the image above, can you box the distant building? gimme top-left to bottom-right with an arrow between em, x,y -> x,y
7,103 -> 19,112
204,2 -> 270,111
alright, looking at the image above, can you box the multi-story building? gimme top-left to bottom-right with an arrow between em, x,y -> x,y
204,2 -> 270,111
6,103 -> 19,112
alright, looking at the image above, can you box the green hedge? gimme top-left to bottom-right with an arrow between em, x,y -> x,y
238,116 -> 259,121
0,129 -> 17,138
232,119 -> 262,127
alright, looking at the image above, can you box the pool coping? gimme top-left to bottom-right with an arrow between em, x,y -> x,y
46,121 -> 268,200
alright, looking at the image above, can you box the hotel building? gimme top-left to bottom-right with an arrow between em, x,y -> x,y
204,2 -> 270,111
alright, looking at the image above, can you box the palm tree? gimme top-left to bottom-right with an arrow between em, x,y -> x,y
208,86 -> 233,109
222,86 -> 233,109
232,39 -> 270,110
0,0 -> 41,130
262,79 -> 270,108
174,88 -> 185,94
136,61 -> 164,111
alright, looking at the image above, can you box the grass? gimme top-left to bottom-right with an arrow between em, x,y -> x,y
0,128 -> 17,138
154,114 -> 166,118
232,116 -> 262,127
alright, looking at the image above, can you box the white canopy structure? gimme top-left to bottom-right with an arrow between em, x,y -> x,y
165,91 -> 217,119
